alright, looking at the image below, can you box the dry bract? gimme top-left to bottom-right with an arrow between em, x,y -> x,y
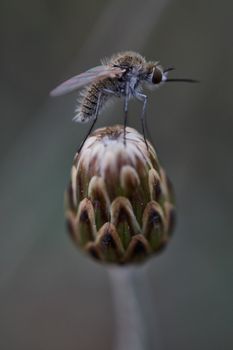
65,125 -> 175,264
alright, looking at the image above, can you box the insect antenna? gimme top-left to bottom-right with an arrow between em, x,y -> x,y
163,66 -> 175,73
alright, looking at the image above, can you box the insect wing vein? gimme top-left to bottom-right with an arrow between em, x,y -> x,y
50,65 -> 124,97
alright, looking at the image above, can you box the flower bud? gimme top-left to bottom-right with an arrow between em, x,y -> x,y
65,125 -> 175,264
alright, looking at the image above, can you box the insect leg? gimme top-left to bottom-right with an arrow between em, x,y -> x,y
123,82 -> 130,146
135,92 -> 149,150
77,92 -> 102,153
103,88 -> 117,95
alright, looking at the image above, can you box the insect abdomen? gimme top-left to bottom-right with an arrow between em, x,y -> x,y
74,78 -> 118,123
74,84 -> 98,123
74,80 -> 108,122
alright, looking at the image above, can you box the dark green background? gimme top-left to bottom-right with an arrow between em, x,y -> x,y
0,0 -> 232,349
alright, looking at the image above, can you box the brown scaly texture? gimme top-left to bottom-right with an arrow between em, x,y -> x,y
65,125 -> 175,264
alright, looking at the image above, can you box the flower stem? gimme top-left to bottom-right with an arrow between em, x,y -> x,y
108,266 -> 160,350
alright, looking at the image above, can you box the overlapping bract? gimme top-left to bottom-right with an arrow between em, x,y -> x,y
65,125 -> 175,264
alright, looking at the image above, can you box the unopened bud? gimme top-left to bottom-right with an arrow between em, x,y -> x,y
65,125 -> 175,264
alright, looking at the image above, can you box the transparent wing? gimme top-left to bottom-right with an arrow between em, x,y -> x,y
50,65 -> 124,97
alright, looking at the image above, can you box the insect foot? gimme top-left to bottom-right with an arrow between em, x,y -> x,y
65,125 -> 175,264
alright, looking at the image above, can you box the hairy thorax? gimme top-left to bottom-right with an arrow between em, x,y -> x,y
75,52 -> 148,122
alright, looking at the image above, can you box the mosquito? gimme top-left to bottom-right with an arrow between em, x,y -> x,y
50,51 -> 197,151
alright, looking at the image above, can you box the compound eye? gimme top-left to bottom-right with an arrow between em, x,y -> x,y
152,68 -> 162,84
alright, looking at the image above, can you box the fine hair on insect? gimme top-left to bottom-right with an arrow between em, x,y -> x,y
50,51 -> 197,151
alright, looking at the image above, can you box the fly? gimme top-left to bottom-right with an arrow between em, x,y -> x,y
50,51 -> 197,151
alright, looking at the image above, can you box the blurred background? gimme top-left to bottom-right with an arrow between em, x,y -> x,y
0,0 -> 232,349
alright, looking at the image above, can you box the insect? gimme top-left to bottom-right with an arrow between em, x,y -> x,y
50,51 -> 197,151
